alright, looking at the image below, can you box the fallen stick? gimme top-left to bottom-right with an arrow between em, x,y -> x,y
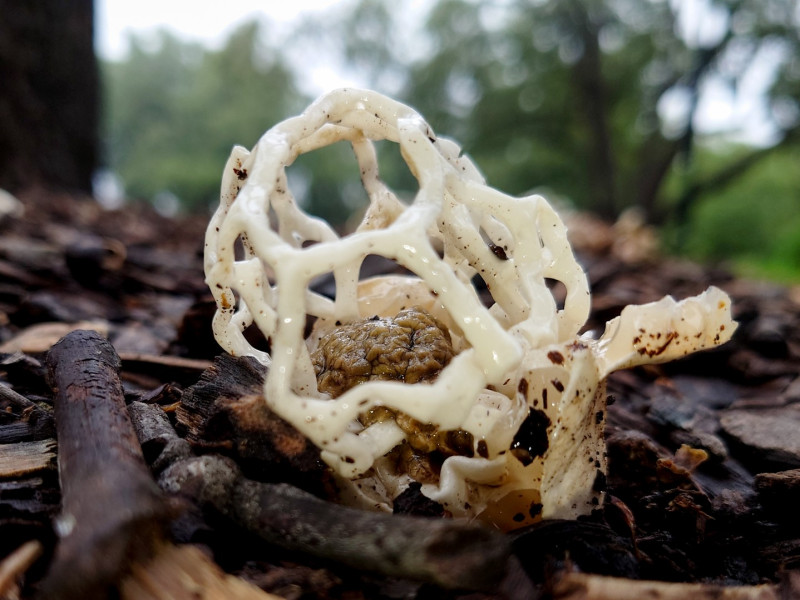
128,401 -> 192,473
118,352 -> 213,385
160,454 -> 510,591
552,571 -> 787,600
0,381 -> 38,410
40,330 -> 171,599
0,382 -> 54,444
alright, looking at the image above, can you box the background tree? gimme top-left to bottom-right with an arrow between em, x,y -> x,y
0,0 -> 98,193
101,0 -> 800,278
103,23 -> 303,211
393,0 -> 800,223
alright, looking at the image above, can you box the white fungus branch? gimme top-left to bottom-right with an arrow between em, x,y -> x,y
204,89 -> 736,530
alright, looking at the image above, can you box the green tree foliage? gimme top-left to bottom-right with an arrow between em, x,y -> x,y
313,0 -> 800,277
364,0 -> 800,224
102,23 -> 303,211
675,145 -> 800,280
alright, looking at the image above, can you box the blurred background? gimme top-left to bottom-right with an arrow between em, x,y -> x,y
1,0 -> 799,280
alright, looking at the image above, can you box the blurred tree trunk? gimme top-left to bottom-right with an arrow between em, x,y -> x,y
567,0 -> 617,220
0,0 -> 98,194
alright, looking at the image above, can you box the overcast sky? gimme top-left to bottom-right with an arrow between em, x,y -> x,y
95,0 -> 385,95
95,0 -> 337,59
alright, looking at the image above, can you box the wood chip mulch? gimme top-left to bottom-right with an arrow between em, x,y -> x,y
1,189 -> 798,599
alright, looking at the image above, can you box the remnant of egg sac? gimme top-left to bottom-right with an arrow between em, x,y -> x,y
204,88 -> 737,531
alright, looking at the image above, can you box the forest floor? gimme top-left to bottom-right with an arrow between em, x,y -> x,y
1,188 -> 799,599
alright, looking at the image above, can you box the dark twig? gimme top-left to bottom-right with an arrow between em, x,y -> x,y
0,382 -> 38,410
128,401 -> 192,473
159,454 -> 510,591
40,330 -> 171,599
0,382 -> 54,444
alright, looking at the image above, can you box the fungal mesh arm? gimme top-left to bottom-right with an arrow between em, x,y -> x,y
205,89 -> 736,529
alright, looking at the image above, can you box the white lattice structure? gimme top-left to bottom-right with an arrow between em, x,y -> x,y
204,89 -> 736,529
